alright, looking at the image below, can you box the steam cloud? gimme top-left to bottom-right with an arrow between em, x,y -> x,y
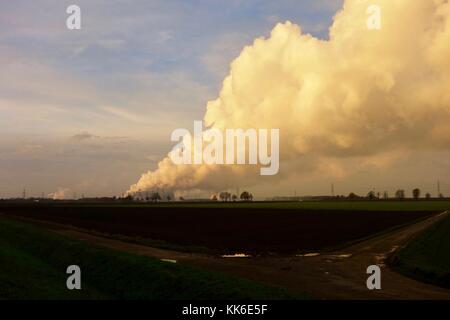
127,0 -> 450,196
48,188 -> 71,200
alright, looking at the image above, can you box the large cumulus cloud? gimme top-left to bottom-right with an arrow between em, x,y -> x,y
128,0 -> 450,196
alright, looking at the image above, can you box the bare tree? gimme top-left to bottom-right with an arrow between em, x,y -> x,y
151,192 -> 161,202
412,188 -> 421,200
240,191 -> 250,201
219,192 -> 231,202
395,189 -> 405,199
367,191 -> 376,200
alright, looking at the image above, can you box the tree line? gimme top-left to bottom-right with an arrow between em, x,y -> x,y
348,188 -> 444,200
212,191 -> 254,202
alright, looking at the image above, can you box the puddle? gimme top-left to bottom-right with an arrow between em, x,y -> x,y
374,255 -> 386,265
221,253 -> 252,258
389,246 -> 399,253
160,259 -> 177,263
296,252 -> 320,257
329,254 -> 352,258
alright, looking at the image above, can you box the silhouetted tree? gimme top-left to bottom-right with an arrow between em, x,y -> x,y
167,195 -> 172,202
348,192 -> 359,199
383,191 -> 389,199
395,189 -> 405,199
124,195 -> 134,202
425,193 -> 431,199
219,192 -> 231,202
412,188 -> 421,200
240,191 -> 251,201
151,192 -> 161,202
367,191 -> 376,200
231,194 -> 238,202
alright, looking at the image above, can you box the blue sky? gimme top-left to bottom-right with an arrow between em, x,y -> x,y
0,0 -> 344,197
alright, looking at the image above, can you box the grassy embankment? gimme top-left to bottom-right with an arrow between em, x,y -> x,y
391,213 -> 450,289
0,218 -> 306,299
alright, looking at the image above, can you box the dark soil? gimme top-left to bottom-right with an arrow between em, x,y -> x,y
0,204 -> 434,254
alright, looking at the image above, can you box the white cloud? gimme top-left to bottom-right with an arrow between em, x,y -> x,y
128,0 -> 450,197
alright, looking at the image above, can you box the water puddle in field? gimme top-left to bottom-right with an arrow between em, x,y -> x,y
374,255 -> 386,267
389,246 -> 399,253
329,254 -> 352,258
221,253 -> 252,258
438,211 -> 448,217
323,253 -> 352,262
296,252 -> 320,257
160,259 -> 177,263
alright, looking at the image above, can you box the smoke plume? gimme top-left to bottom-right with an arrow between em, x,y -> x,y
48,188 -> 71,200
128,0 -> 450,196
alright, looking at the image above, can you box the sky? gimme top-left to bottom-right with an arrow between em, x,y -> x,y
1,0 -> 449,199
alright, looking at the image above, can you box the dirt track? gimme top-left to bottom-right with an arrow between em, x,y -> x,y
6,210 -> 450,299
